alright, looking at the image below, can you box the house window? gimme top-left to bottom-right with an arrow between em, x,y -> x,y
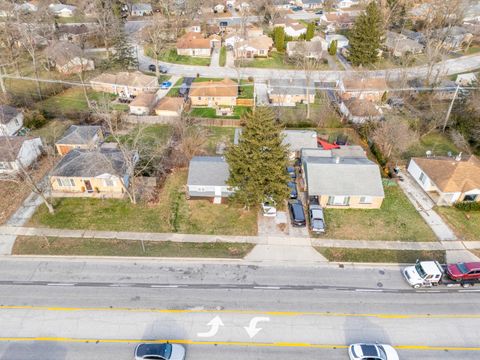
103,179 -> 115,187
327,196 -> 350,206
198,97 -> 201,100
419,172 -> 427,185
464,194 -> 478,202
359,196 -> 373,204
57,178 -> 75,187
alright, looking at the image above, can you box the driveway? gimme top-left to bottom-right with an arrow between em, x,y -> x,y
210,48 -> 220,67
254,81 -> 269,105
155,75 -> 180,101
226,49 -> 235,67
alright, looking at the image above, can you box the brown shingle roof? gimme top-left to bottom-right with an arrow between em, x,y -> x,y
154,97 -> 185,112
189,78 -> 238,98
412,155 -> 480,193
342,77 -> 389,92
90,71 -> 157,88
176,32 -> 212,49
238,35 -> 273,50
344,99 -> 381,117
130,93 -> 155,108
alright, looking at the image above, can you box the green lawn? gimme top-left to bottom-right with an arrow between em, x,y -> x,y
36,88 -> 117,116
29,119 -> 74,146
13,236 -> 254,258
238,52 -> 296,69
219,46 -> 227,67
156,49 -> 210,66
166,77 -> 184,97
190,106 -> 251,119
323,185 -> 437,241
436,207 -> 480,241
238,80 -> 254,99
403,132 -> 460,159
30,169 -> 257,236
316,248 -> 446,263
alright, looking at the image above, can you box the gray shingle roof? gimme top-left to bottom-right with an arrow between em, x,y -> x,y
187,156 -> 229,187
0,136 -> 25,161
303,157 -> 384,197
56,125 -> 101,145
0,105 -> 20,124
50,148 -> 127,177
268,78 -> 315,96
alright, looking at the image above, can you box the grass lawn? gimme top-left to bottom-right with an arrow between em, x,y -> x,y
166,77 -> 184,97
13,236 -> 254,258
239,52 -> 296,69
29,119 -> 74,146
156,49 -> 210,66
277,101 -> 342,127
29,169 -> 257,236
238,80 -> 254,99
403,132 -> 460,159
316,248 -> 446,264
219,46 -> 227,67
190,106 -> 251,119
36,88 -> 117,116
436,207 -> 480,241
203,126 -> 236,155
323,185 -> 437,241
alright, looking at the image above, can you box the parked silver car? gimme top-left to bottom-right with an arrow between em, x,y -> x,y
309,204 -> 325,233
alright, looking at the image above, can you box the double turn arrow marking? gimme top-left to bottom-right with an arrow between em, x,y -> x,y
196,316 -> 270,339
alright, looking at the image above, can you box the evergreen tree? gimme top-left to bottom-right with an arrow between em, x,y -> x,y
273,27 -> 285,52
348,1 -> 383,66
328,39 -> 337,55
225,107 -> 290,208
111,25 -> 138,69
305,22 -> 315,41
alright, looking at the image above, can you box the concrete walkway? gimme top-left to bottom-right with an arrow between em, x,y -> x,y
397,170 -> 457,241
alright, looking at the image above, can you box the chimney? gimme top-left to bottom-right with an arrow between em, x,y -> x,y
335,156 -> 340,164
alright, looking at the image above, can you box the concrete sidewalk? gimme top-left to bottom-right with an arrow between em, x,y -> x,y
397,170 -> 457,241
2,225 -> 480,251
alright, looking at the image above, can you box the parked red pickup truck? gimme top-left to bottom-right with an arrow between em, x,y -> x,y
446,262 -> 480,282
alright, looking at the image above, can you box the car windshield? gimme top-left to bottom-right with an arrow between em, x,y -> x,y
137,343 -> 172,359
377,345 -> 388,360
456,263 -> 469,274
415,262 -> 427,278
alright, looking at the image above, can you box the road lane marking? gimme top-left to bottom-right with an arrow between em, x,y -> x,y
0,337 -> 478,351
1,305 -> 480,319
46,283 -> 74,286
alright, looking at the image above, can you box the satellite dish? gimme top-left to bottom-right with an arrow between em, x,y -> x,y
426,150 -> 432,157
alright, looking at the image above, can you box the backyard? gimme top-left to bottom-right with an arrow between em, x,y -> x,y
403,132 -> 460,160
13,236 -> 254,258
29,169 -> 257,236
436,207 -> 480,241
323,184 -> 437,241
190,106 -> 250,119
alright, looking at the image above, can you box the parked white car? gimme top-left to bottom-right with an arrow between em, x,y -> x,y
348,343 -> 399,360
262,199 -> 277,217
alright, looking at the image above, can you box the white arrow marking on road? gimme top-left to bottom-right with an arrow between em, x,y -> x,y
244,317 -> 270,338
196,316 -> 224,338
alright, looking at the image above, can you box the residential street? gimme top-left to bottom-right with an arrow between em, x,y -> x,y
0,258 -> 479,359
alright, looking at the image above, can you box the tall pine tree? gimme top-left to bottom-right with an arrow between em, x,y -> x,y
225,107 -> 290,208
348,1 -> 383,66
111,24 -> 138,69
274,27 -> 285,52
305,22 -> 315,41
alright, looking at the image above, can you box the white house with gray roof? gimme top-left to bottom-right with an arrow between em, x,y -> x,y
0,105 -> 23,136
267,78 -> 315,106
187,156 -> 234,204
302,150 -> 384,209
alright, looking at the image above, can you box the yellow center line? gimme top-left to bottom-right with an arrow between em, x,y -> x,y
0,305 -> 479,319
0,337 -> 478,351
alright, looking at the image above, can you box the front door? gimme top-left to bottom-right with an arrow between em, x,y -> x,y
84,180 -> 93,193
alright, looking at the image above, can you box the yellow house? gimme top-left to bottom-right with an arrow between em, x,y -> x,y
302,149 -> 385,209
50,148 -> 134,198
189,78 -> 238,108
55,125 -> 103,156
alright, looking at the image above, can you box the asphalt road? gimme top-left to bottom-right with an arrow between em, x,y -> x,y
0,258 -> 479,359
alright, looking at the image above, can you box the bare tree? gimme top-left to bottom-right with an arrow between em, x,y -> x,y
0,133 -> 55,214
91,0 -> 119,59
371,118 -> 418,162
172,113 -> 208,167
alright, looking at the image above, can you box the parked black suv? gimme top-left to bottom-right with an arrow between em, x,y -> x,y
288,200 -> 306,227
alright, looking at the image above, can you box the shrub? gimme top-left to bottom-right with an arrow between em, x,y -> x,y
454,201 -> 480,211
24,110 -> 47,129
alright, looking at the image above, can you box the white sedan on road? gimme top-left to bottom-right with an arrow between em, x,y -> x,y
348,343 -> 399,360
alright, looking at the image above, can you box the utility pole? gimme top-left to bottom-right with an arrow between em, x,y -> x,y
0,66 -> 6,94
442,83 -> 460,133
